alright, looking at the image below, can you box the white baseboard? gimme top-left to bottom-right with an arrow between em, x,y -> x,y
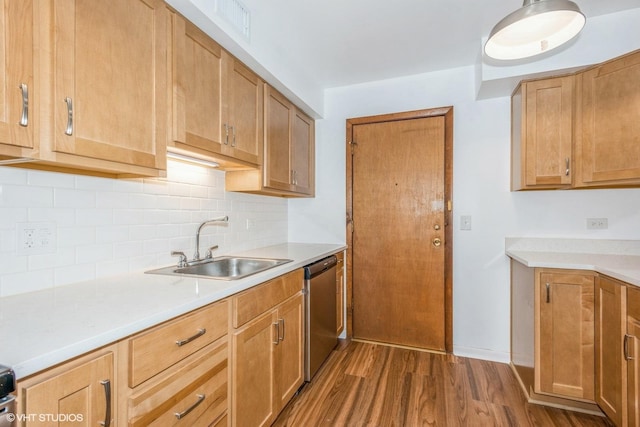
453,345 -> 510,364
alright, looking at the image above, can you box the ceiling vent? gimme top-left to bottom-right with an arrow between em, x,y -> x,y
215,0 -> 251,41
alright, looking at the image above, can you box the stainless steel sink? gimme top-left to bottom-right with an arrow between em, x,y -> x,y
146,256 -> 293,280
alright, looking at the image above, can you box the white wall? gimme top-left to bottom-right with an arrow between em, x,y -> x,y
288,65 -> 640,363
0,161 -> 288,297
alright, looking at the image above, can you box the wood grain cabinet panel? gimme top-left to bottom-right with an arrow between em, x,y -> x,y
596,275 -> 628,426
231,269 -> 305,426
576,50 -> 640,187
627,286 -> 640,427
511,76 -> 574,190
20,348 -> 115,427
42,0 -> 167,176
0,0 -> 36,158
535,270 -> 595,400
225,85 -> 315,197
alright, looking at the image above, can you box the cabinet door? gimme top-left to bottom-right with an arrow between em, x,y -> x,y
536,271 -> 595,400
511,76 -> 573,190
578,50 -> 640,186
170,13 -> 224,156
232,310 -> 276,427
336,252 -> 345,335
24,352 -> 114,426
223,53 -> 262,166
51,0 -> 166,171
627,286 -> 640,427
264,85 -> 293,192
291,107 -> 315,196
274,293 -> 305,411
596,275 -> 628,426
0,0 -> 35,155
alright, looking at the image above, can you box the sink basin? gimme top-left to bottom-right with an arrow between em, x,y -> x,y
146,256 -> 293,280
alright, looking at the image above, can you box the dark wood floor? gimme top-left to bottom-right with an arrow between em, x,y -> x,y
274,340 -> 613,426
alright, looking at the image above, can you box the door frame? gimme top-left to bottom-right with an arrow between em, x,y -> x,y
345,107 -> 454,353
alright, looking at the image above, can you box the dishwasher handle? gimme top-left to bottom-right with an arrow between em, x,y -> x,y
304,255 -> 338,279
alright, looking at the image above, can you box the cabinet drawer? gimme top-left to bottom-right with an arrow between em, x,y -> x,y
129,300 -> 228,387
232,269 -> 303,328
128,341 -> 228,427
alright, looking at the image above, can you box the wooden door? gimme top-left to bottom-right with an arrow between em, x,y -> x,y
170,12 -> 224,155
232,310 -> 276,427
51,0 -> 166,169
535,270 -> 594,400
351,114 -> 447,351
274,294 -> 304,412
577,50 -> 640,186
223,53 -> 262,165
627,286 -> 640,426
291,107 -> 315,195
596,275 -> 628,426
24,352 -> 113,426
0,0 -> 35,156
512,76 -> 573,190
264,85 -> 293,192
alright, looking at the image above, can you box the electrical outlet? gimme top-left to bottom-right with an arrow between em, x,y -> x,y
16,222 -> 56,255
586,218 -> 608,230
460,215 -> 472,231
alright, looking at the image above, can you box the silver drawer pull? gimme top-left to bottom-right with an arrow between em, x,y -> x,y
64,97 -> 73,135
231,125 -> 236,147
625,334 -> 635,361
175,394 -> 205,420
273,322 -> 280,345
175,328 -> 206,346
278,318 -> 285,342
19,83 -> 28,127
99,379 -> 111,427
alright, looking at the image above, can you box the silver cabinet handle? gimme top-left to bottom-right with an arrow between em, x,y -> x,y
99,379 -> 111,427
273,322 -> 280,345
64,97 -> 73,135
546,283 -> 551,303
175,394 -> 205,420
231,125 -> 236,147
278,318 -> 285,342
19,83 -> 28,127
175,328 -> 206,346
565,158 -> 570,176
625,334 -> 635,361
223,123 -> 229,145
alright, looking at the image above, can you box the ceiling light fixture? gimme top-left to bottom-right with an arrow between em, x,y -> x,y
484,0 -> 586,60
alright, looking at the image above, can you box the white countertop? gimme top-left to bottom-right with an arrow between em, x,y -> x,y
506,237 -> 640,287
0,242 -> 346,379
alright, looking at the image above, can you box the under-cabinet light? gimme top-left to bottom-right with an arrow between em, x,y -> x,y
167,151 -> 220,168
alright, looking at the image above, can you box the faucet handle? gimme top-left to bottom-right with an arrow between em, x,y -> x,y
205,245 -> 219,259
171,251 -> 188,268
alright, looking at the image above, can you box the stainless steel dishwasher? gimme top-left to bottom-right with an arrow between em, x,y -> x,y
304,255 -> 338,381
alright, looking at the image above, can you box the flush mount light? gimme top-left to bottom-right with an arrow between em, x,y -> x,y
485,0 -> 585,60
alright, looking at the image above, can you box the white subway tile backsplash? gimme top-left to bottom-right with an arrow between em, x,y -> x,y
54,188 -> 96,208
0,162 -> 287,296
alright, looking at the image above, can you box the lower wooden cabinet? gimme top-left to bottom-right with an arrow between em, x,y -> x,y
231,269 -> 305,426
19,347 -> 116,427
627,287 -> 640,427
536,270 -> 595,400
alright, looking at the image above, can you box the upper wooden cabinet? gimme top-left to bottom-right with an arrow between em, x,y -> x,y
511,76 -> 574,190
575,50 -> 640,187
0,0 -> 36,159
512,49 -> 640,191
226,85 -> 315,197
169,11 -> 262,169
39,0 -> 168,177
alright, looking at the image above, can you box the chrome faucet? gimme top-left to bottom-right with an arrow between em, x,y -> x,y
194,216 -> 228,261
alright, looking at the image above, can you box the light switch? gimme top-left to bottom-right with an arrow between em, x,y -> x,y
460,215 -> 472,231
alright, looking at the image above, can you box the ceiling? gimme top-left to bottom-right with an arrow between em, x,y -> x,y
233,0 -> 639,89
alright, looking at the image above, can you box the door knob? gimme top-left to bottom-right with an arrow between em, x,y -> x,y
434,224 -> 441,230
433,237 -> 442,247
